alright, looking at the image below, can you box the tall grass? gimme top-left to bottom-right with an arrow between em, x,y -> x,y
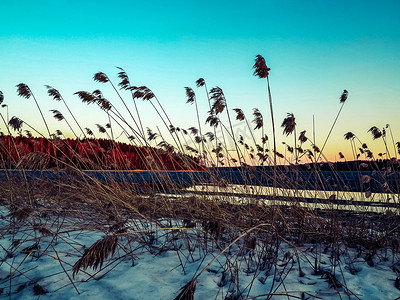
0,57 -> 399,299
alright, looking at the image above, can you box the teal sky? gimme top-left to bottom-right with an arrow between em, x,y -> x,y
1,0 -> 399,161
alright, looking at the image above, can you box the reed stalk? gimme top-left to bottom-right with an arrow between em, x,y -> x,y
253,55 -> 277,197
317,90 -> 348,162
17,83 -> 51,137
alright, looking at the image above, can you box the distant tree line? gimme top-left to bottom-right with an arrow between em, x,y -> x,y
0,135 -> 203,171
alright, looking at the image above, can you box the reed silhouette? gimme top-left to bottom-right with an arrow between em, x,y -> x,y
0,58 -> 399,299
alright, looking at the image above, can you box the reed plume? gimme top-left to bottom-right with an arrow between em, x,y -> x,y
96,124 -> 106,134
281,113 -> 297,163
185,87 -> 195,104
252,108 -> 263,130
158,140 -> 175,153
365,149 -> 373,159
93,72 -> 109,83
369,126 -> 382,140
8,116 -> 24,132
16,83 -> 32,98
85,128 -> 94,137
344,132 -> 357,160
50,110 -> 64,121
25,130 -> 32,138
299,130 -> 307,144
205,132 -> 215,141
49,108 -> 77,138
209,87 -> 226,114
340,89 -> 348,102
195,78 -> 205,87
72,235 -> 118,278
92,90 -> 113,112
174,279 -> 196,300
344,132 -> 355,140
281,113 -> 296,136
74,91 -> 96,105
369,126 -> 390,159
253,55 -> 270,78
99,98 -> 112,111
146,128 -> 159,141
188,127 -> 198,135
46,86 -> 62,101
205,114 -> 219,128
233,108 -> 244,121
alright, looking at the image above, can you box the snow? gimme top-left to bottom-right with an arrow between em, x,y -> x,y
1,204 -> 399,299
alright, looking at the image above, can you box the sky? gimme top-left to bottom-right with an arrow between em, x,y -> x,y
1,0 -> 399,162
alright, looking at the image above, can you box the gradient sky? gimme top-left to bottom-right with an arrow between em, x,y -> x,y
1,0 -> 399,162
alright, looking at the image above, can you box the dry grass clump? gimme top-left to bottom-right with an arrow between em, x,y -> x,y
0,177 -> 399,298
174,278 -> 196,300
9,206 -> 34,221
16,151 -> 51,170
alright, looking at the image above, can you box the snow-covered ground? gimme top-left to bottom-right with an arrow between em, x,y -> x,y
0,205 -> 399,299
